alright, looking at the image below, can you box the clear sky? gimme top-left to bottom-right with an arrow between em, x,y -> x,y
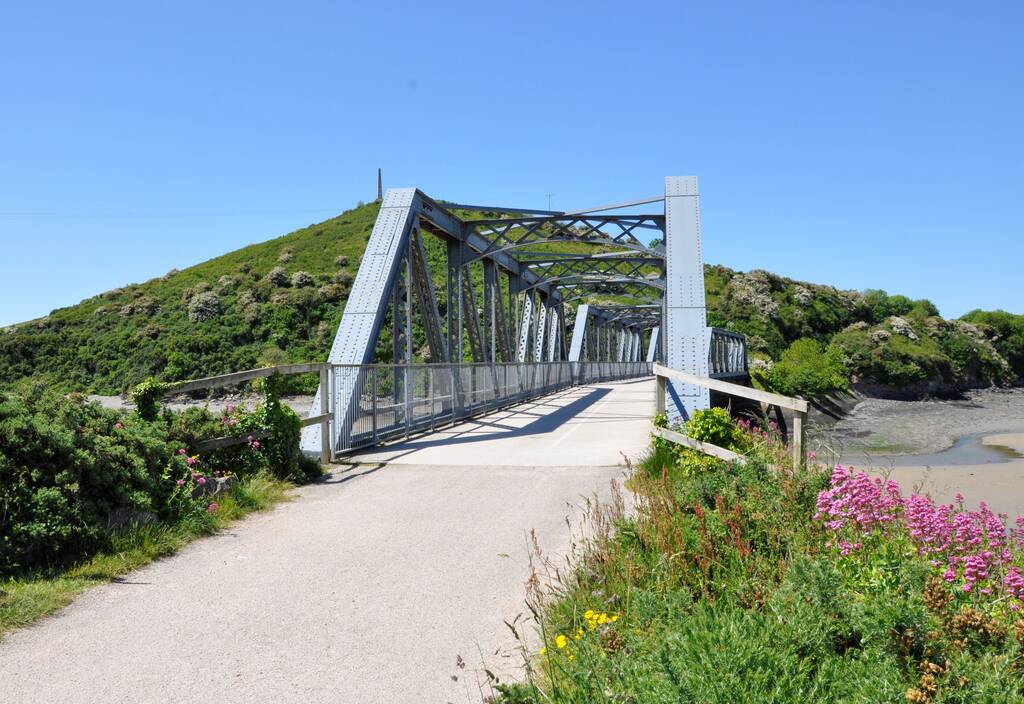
1,1 -> 1021,326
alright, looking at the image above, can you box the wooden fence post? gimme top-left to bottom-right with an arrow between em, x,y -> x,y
792,408 -> 805,468
320,365 -> 331,465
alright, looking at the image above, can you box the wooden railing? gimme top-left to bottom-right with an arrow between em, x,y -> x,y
162,363 -> 332,464
652,362 -> 808,467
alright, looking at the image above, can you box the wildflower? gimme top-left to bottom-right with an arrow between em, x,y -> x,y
178,448 -> 187,455
176,479 -> 185,487
555,635 -> 568,649
251,440 -> 261,450
187,455 -> 199,466
574,629 -> 584,640
114,422 -> 123,430
196,476 -> 206,486
807,451 -> 816,461
207,502 -> 219,513
539,646 -> 546,655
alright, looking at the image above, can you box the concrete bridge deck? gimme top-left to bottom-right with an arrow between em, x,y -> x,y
0,378 -> 653,704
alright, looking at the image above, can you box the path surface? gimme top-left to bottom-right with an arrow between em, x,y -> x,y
0,378 -> 653,704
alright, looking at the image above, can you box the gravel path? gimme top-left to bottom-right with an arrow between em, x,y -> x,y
1,380 -> 653,704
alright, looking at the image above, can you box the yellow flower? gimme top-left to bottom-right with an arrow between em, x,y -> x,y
539,647 -> 547,655
574,629 -> 584,640
583,609 -> 595,619
555,634 -> 568,649
567,653 -> 575,661
611,614 -> 620,622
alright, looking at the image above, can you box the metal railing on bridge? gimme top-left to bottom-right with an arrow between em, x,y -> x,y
328,361 -> 652,454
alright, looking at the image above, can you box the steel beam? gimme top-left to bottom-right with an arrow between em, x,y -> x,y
663,176 -> 710,424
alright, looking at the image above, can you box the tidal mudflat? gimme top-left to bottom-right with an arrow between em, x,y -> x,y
819,389 -> 1024,520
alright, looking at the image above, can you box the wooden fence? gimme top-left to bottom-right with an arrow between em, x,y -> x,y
652,362 -> 808,467
163,363 -> 332,464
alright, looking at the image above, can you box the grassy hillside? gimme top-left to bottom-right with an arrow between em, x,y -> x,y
0,202 -> 1020,396
0,203 -> 380,394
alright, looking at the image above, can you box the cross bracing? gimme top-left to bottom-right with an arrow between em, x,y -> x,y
300,177 -> 749,456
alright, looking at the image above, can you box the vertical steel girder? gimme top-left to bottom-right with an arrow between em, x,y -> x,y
663,176 -> 710,424
646,326 -> 660,363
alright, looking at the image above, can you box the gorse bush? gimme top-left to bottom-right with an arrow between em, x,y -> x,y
0,379 -> 319,576
0,389 -> 179,574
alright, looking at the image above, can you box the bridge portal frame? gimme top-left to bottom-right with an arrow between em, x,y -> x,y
301,176 -> 737,455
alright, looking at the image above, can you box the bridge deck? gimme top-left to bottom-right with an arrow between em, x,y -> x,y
350,377 -> 654,466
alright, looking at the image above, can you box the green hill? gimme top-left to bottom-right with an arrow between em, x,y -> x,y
0,201 -> 1020,397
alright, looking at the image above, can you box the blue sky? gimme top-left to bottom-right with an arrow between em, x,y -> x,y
1,1 -> 1021,326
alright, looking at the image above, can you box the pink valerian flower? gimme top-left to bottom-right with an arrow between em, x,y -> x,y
251,441 -> 260,450
807,451 -> 817,461
207,502 -> 219,513
178,448 -> 187,456
814,465 -> 904,541
186,455 -> 199,466
176,479 -> 185,487
196,476 -> 206,486
1005,567 -> 1024,601
817,465 -> 1022,601
114,422 -> 123,430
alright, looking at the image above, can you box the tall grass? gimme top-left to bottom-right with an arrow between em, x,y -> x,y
0,473 -> 290,639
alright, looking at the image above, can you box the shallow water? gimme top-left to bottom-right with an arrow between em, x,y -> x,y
842,432 -> 1023,468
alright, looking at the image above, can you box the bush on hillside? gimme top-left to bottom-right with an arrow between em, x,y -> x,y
763,338 -> 848,397
290,270 -> 314,288
187,291 -> 221,322
265,266 -> 289,286
961,309 -> 1024,380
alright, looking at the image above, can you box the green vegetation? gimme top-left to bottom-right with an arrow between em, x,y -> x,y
0,381 -> 318,577
495,417 -> 1024,703
0,203 -> 381,395
0,472 -> 290,639
763,338 -> 849,396
707,266 -> 1020,394
0,203 -> 1018,397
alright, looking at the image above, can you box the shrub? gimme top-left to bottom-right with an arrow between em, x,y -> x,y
265,266 -> 289,286
131,377 -> 170,421
290,270 -> 314,288
685,407 -> 748,451
334,255 -> 348,267
0,390 -> 181,574
332,269 -> 354,285
187,291 -> 221,322
765,338 -> 848,396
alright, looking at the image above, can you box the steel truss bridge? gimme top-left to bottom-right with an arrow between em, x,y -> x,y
301,176 -> 748,457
